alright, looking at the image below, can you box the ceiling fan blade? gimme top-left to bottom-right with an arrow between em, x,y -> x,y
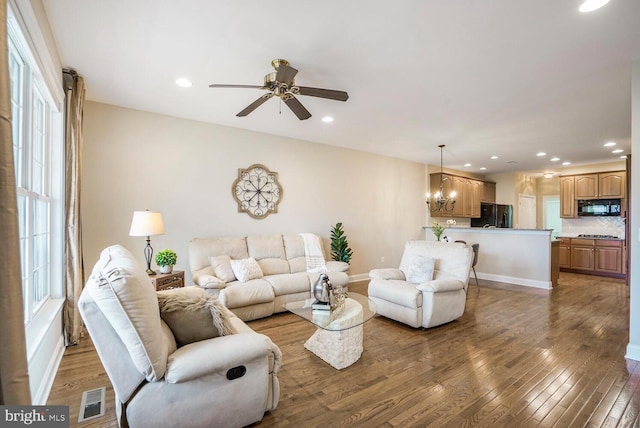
275,64 -> 298,86
210,83 -> 266,89
236,93 -> 274,117
296,86 -> 349,102
283,95 -> 312,120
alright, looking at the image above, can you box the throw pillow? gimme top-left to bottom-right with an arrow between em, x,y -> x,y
209,255 -> 236,283
402,255 -> 436,284
85,244 -> 167,381
230,257 -> 264,282
157,287 -> 231,347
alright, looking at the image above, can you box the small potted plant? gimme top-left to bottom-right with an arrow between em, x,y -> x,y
155,249 -> 177,274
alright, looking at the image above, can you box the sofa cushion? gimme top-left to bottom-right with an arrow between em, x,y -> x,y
401,254 -> 436,284
85,244 -> 167,381
209,255 -> 236,283
247,235 -> 285,259
283,234 -> 306,259
157,287 -> 231,347
265,272 -> 312,296
230,257 -> 264,282
247,235 -> 290,275
220,279 -> 275,308
257,258 -> 291,276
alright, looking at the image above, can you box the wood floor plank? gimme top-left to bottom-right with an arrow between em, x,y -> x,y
47,273 -> 640,427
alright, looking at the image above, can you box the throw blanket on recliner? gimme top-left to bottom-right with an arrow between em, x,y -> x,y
299,233 -> 327,273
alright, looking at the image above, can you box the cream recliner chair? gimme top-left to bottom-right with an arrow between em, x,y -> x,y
368,241 -> 473,328
78,245 -> 281,428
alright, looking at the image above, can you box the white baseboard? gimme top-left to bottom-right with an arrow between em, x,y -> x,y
477,272 -> 552,290
33,335 -> 65,405
349,273 -> 369,283
626,343 -> 640,362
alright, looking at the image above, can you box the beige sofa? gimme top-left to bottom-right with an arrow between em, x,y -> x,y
189,234 -> 350,321
368,241 -> 473,329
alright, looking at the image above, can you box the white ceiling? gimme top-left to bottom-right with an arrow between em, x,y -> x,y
42,0 -> 640,174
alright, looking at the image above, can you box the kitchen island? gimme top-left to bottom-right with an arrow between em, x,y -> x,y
423,226 -> 555,289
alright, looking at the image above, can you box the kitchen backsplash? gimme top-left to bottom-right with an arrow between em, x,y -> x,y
561,217 -> 626,239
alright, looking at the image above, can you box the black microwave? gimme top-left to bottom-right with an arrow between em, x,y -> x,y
577,199 -> 621,216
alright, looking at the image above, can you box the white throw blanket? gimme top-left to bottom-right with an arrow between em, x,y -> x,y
299,233 -> 327,273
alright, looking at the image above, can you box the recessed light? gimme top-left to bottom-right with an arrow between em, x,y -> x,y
464,163 -> 472,167
620,155 -> 628,159
562,161 -> 572,166
579,0 -> 610,13
543,173 -> 554,179
480,167 -> 487,171
490,156 -> 499,160
604,141 -> 616,147
321,116 -> 334,123
175,78 -> 192,88
536,152 -> 547,157
612,149 -> 623,154
550,157 -> 560,162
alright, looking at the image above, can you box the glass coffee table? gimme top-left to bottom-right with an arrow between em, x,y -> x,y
283,292 -> 376,370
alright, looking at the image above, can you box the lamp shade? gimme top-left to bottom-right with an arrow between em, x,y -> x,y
129,211 -> 165,237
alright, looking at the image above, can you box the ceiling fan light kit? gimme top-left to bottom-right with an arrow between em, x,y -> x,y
210,59 -> 349,120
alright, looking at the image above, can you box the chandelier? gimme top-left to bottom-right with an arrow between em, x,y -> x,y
426,144 -> 457,213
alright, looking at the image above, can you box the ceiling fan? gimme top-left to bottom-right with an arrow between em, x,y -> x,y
209,59 -> 349,120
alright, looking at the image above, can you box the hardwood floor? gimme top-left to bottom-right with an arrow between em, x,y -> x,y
48,273 -> 640,427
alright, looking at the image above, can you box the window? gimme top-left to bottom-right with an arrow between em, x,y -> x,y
8,9 -> 62,326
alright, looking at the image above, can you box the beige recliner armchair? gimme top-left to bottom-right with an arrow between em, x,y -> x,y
368,241 -> 473,328
78,245 -> 281,428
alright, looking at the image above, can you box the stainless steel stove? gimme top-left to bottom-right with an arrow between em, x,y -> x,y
577,234 -> 619,239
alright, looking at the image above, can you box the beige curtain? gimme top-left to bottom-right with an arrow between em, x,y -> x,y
63,69 -> 85,346
0,0 -> 32,404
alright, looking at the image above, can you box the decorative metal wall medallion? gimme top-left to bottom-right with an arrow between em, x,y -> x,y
232,164 -> 282,219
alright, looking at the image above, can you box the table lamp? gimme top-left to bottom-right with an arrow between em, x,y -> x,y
129,210 -> 165,275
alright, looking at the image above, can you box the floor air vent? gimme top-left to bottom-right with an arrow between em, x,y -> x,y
78,386 -> 106,423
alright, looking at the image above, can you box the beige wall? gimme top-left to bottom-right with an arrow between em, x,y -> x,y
81,102 -> 427,283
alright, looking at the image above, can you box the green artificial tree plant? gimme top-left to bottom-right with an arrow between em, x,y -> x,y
330,222 -> 353,264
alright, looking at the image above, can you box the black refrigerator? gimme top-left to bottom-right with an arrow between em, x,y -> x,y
471,203 -> 513,228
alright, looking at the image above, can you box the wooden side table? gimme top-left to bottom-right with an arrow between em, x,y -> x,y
149,270 -> 184,291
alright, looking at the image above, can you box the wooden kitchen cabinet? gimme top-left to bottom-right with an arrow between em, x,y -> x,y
594,240 -> 622,273
558,238 -> 571,268
570,239 -> 595,270
560,176 -> 576,218
598,171 -> 626,198
560,170 -> 626,218
429,173 -> 487,218
468,179 -> 482,218
561,238 -> 624,276
481,181 -> 496,203
574,174 -> 598,199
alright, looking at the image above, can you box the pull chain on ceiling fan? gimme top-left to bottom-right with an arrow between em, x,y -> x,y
209,59 -> 349,120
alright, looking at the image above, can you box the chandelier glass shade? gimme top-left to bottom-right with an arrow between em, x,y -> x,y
426,145 -> 457,213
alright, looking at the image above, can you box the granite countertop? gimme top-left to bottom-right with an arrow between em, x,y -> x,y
425,226 -> 553,232
556,235 -> 625,241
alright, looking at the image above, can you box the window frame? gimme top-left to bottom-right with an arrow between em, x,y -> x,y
7,1 -> 65,353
